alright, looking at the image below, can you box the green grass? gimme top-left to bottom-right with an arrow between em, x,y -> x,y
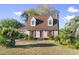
0,40 -> 79,55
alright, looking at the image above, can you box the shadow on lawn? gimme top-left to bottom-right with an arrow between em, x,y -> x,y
14,43 -> 57,48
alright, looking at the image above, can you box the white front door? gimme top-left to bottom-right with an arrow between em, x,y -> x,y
36,31 -> 40,38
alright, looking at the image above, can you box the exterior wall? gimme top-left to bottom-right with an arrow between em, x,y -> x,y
26,30 -> 58,39
43,31 -> 48,38
33,31 -> 36,38
36,31 -> 40,38
51,31 -> 54,35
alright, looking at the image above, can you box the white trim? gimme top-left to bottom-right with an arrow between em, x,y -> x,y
31,17 -> 36,26
48,16 -> 53,26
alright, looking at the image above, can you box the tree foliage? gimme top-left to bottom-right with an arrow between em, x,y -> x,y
21,9 -> 39,22
22,9 -> 39,16
0,19 -> 22,28
36,5 -> 59,15
21,5 -> 59,22
0,28 -> 16,47
65,15 -> 79,37
56,15 -> 79,48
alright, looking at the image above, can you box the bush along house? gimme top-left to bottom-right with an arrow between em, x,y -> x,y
25,14 -> 59,39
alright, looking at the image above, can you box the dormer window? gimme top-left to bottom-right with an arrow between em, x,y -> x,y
31,17 -> 36,26
48,16 -> 53,26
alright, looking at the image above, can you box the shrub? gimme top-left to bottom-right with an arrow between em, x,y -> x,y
66,39 -> 75,45
54,35 -> 63,44
74,43 -> 79,49
54,35 -> 60,42
48,34 -> 54,40
68,44 -> 77,49
72,38 -> 79,49
68,43 -> 79,49
24,34 -> 28,40
54,33 -> 66,45
28,35 -> 34,40
0,28 -> 16,47
1,39 -> 15,47
18,33 -> 25,39
13,31 -> 20,39
0,19 -> 22,28
0,35 -> 15,47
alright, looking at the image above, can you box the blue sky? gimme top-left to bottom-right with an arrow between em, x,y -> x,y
0,4 -> 79,28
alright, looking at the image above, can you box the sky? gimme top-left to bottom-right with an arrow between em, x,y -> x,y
0,4 -> 79,28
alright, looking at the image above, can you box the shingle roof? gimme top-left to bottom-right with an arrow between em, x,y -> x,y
26,15 -> 59,31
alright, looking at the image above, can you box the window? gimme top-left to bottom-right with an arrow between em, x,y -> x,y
48,16 -> 53,26
49,20 -> 52,25
31,17 -> 36,26
32,20 -> 35,25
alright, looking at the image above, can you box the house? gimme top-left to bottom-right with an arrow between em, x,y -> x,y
25,14 -> 59,39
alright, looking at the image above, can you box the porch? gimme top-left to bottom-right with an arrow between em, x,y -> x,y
27,30 -> 58,39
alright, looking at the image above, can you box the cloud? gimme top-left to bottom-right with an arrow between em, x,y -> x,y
14,12 -> 22,16
67,7 -> 79,13
63,15 -> 75,22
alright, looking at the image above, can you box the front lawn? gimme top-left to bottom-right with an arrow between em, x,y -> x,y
0,40 -> 79,55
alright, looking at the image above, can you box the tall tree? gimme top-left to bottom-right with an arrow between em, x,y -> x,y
0,18 -> 22,28
36,5 -> 59,16
21,5 -> 59,22
21,8 -> 39,22
65,15 -> 79,37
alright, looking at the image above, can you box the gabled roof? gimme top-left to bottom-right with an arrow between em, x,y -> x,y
26,15 -> 59,31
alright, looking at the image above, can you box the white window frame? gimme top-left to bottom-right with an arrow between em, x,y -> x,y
48,16 -> 53,26
31,17 -> 36,26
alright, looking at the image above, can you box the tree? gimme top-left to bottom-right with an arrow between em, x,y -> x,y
0,27 -> 19,47
65,15 -> 79,37
21,5 -> 59,22
59,15 -> 79,45
0,18 -> 22,28
21,9 -> 39,22
36,5 -> 59,16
